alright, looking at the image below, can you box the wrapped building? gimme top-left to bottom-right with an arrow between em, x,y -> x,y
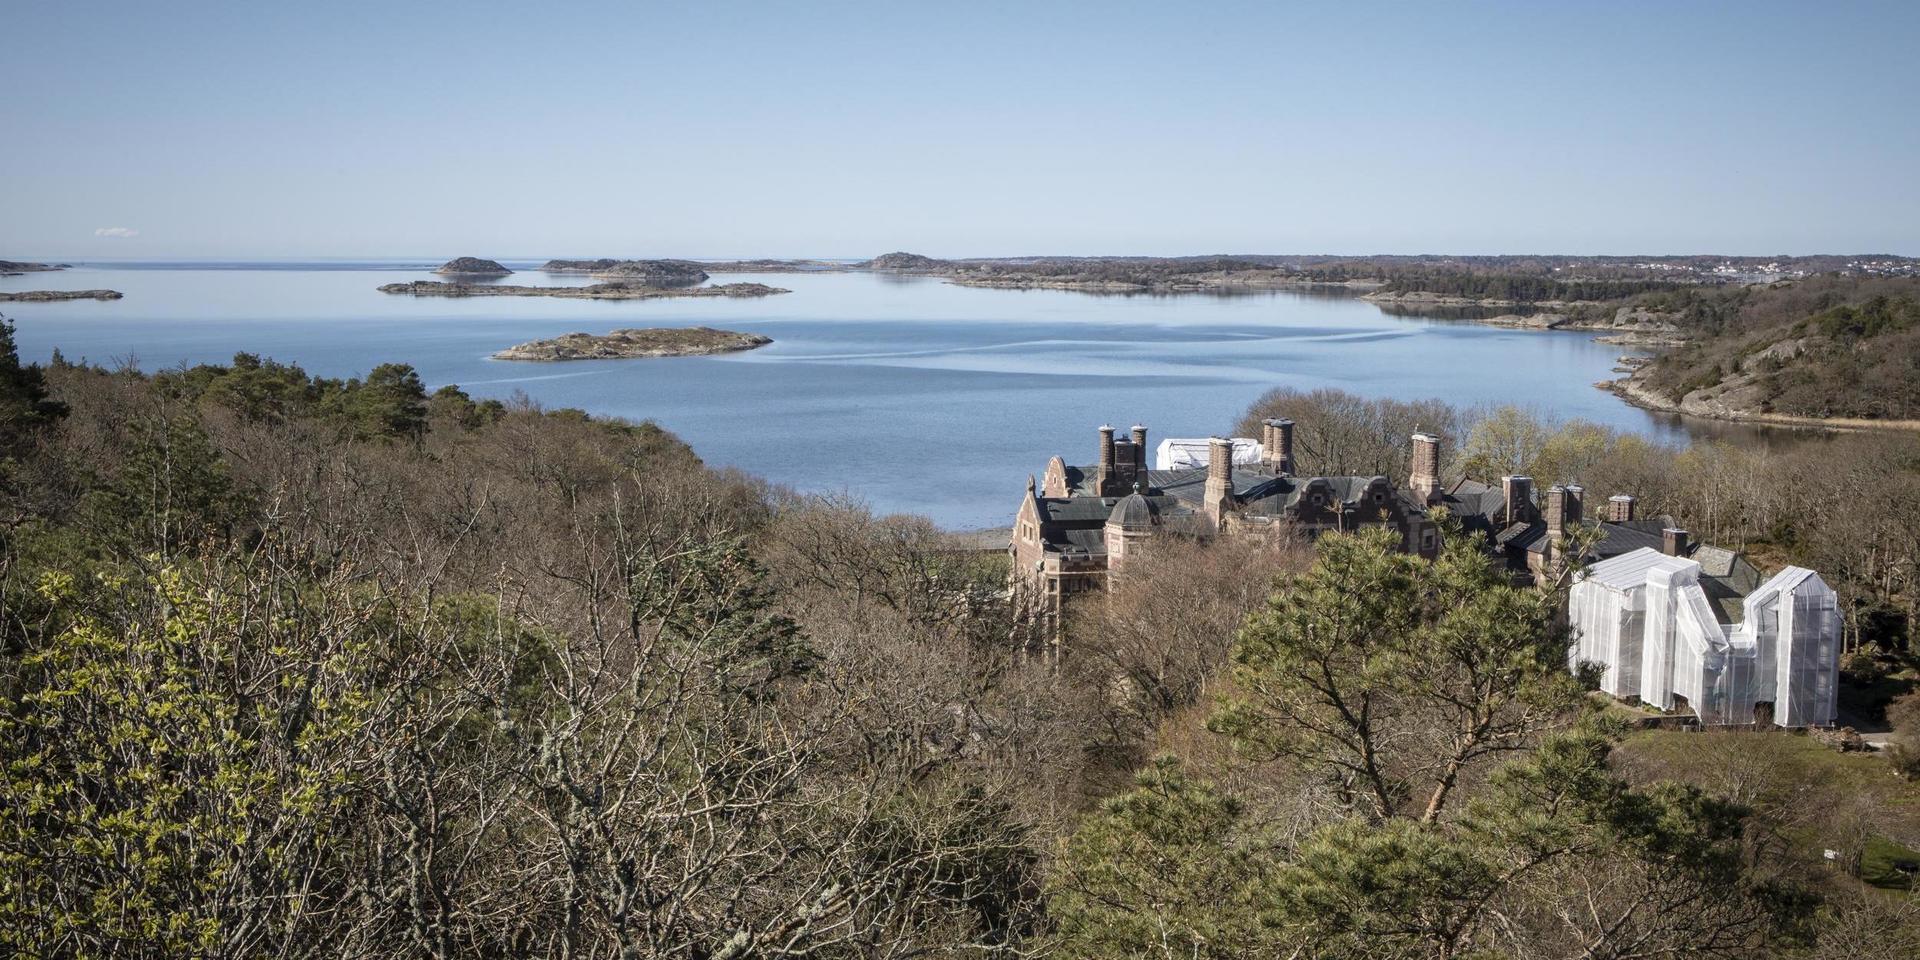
1569,546 -> 1840,727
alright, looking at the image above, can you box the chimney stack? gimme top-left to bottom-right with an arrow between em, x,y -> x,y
1131,424 -> 1148,475
1546,485 -> 1568,541
1608,494 -> 1637,522
1097,424 -> 1116,495
1564,484 -> 1585,525
1263,418 -> 1296,475
1410,433 -> 1441,502
1502,475 -> 1535,525
1204,436 -> 1235,524
1662,528 -> 1690,557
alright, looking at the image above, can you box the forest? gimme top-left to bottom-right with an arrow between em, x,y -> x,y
1375,272 -> 1683,302
3,320 -> 1920,958
1622,276 -> 1920,420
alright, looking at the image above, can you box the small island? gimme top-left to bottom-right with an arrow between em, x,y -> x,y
435,257 -> 513,277
0,260 -> 69,275
377,280 -> 788,300
864,251 -> 946,271
539,259 -> 710,286
492,326 -> 772,361
0,289 -> 123,302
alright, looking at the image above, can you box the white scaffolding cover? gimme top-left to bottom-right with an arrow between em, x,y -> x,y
1154,438 -> 1263,471
1568,548 -> 1839,727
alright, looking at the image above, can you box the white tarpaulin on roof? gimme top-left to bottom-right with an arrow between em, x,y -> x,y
1569,547 -> 1839,727
1154,438 -> 1263,471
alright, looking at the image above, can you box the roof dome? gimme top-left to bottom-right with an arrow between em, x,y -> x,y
1108,489 -> 1159,529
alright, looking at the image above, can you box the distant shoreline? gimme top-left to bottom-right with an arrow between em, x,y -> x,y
377,280 -> 789,300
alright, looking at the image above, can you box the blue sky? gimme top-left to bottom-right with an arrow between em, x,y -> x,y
3,0 -> 1916,258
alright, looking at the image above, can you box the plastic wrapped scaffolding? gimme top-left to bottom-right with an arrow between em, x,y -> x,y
1568,548 -> 1840,727
1154,437 -> 1263,471
1741,568 -> 1841,727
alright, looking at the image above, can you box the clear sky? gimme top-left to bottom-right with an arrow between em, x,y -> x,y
4,0 -> 1916,259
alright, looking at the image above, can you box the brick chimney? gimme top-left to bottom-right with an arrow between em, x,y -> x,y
1131,424 -> 1148,475
1204,436 -> 1235,524
1662,527 -> 1689,557
1608,494 -> 1637,522
1502,475 -> 1535,525
1545,485 -> 1568,541
1409,433 -> 1441,502
1263,418 -> 1296,475
1564,484 -> 1585,525
1096,424 -> 1115,495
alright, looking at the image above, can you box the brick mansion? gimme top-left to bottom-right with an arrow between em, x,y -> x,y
1010,420 -> 1840,726
1010,419 -> 1667,612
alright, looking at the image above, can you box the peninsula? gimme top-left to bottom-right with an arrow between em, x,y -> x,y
435,257 -> 512,277
377,280 -> 788,300
0,289 -> 123,302
492,326 -> 771,361
1598,274 -> 1920,427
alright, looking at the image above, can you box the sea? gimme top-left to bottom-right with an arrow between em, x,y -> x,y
1,259 -> 1737,530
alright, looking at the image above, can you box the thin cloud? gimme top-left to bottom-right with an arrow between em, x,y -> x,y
94,226 -> 139,238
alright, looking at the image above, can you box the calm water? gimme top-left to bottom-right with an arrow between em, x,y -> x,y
4,260 -> 1714,529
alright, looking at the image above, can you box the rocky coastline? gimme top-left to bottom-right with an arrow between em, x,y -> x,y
1361,290 -> 1589,309
1451,305 -> 1689,345
378,280 -> 788,300
1600,360 -> 1920,432
492,326 -> 772,361
0,289 -> 123,302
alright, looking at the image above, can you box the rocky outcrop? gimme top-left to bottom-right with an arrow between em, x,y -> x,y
378,280 -> 787,300
0,260 -> 68,275
538,259 -> 709,287
1362,290 -> 1550,308
1444,305 -> 1688,344
493,326 -> 772,361
864,252 -> 946,271
434,257 -> 513,276
0,289 -> 122,302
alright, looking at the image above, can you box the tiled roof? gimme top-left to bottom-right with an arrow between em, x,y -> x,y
1035,497 -> 1115,525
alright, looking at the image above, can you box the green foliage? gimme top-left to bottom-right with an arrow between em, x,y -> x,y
0,317 -> 67,448
1810,296 -> 1920,342
1212,527 -> 1581,822
79,413 -> 251,557
1051,726 -> 1813,959
0,566 -> 372,955
1859,835 -> 1920,890
154,353 -> 433,440
1381,272 -> 1680,302
329,362 -> 428,441
1047,758 -> 1278,960
628,534 -> 815,701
